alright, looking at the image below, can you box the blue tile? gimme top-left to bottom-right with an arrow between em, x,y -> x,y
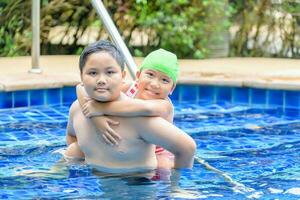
268,89 -> 284,107
180,85 -> 199,102
284,108 -> 300,117
0,92 -> 12,108
46,88 -> 62,105
285,90 -> 300,108
170,85 -> 180,101
216,86 -> 232,103
30,89 -> 45,106
199,85 -> 215,103
232,87 -> 249,104
13,90 -> 29,107
251,88 -> 266,105
63,86 -> 77,103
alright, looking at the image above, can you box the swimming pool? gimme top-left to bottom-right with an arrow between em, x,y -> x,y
1,85 -> 300,199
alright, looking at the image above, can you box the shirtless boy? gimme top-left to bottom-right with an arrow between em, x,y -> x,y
76,48 -> 180,168
65,40 -> 196,173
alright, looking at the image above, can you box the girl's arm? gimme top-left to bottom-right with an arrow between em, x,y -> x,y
82,98 -> 173,121
77,83 -> 173,120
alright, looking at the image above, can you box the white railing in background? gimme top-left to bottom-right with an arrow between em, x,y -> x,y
30,0 -> 42,74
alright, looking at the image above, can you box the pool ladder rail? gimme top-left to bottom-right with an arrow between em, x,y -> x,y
195,156 -> 255,194
30,0 -> 137,80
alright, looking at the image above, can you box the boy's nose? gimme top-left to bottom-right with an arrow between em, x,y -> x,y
96,75 -> 106,85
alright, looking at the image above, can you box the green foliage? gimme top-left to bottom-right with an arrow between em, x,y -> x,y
0,0 -> 31,56
229,0 -> 300,58
0,0 -> 299,58
105,0 -> 232,58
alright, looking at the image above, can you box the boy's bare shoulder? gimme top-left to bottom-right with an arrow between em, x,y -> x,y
68,100 -> 81,116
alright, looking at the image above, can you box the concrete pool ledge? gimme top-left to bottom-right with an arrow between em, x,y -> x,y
0,56 -> 299,91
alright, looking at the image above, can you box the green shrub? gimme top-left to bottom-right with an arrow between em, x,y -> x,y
0,1 -> 31,56
0,0 -> 298,58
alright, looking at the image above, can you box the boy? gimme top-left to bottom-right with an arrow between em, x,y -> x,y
77,49 -> 178,143
76,49 -> 180,168
65,40 -> 196,173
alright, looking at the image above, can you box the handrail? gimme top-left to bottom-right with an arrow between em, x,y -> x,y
91,0 -> 137,79
30,0 -> 137,77
29,0 -> 42,74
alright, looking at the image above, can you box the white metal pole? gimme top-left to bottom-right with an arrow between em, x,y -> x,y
30,0 -> 42,74
91,0 -> 137,79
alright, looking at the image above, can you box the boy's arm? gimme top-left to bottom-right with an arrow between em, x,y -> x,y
138,117 -> 196,169
65,101 -> 84,159
66,101 -> 77,146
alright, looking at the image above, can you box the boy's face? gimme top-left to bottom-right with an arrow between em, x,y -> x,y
81,51 -> 125,102
136,69 -> 175,100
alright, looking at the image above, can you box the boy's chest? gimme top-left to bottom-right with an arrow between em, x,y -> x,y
73,113 -> 146,157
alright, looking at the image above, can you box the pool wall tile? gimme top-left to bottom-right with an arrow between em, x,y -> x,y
29,89 -> 45,106
0,92 -> 12,108
0,85 -> 300,110
285,91 -> 300,109
284,108 -> 300,117
46,88 -> 62,105
62,86 -> 76,103
216,86 -> 232,103
250,88 -> 266,105
232,87 -> 249,104
13,90 -> 29,107
170,85 -> 180,101
268,90 -> 284,107
199,86 -> 215,103
181,85 -> 199,102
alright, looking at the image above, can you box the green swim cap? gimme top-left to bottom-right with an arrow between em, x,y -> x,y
140,49 -> 179,83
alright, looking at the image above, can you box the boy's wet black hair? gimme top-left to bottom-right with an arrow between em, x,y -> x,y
79,40 -> 125,73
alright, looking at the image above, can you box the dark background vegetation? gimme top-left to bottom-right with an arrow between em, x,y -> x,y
0,0 -> 299,58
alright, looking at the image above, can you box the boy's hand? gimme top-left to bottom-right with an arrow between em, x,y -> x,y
82,99 -> 103,118
93,116 -> 121,146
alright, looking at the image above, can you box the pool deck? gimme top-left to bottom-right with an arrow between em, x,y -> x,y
0,56 -> 299,91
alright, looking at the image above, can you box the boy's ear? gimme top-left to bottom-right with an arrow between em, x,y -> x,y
122,70 -> 126,79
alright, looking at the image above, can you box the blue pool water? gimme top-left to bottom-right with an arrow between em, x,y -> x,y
0,100 -> 300,199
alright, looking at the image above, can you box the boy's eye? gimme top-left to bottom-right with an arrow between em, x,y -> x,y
107,70 -> 115,75
88,71 -> 97,76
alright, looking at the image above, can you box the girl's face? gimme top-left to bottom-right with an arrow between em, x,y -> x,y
81,51 -> 125,102
136,69 -> 175,100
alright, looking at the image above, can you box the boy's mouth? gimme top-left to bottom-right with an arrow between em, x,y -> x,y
95,87 -> 109,92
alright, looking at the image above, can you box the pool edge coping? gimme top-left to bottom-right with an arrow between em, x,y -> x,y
0,56 -> 299,92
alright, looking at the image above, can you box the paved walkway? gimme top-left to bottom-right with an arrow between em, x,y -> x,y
0,56 -> 299,91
